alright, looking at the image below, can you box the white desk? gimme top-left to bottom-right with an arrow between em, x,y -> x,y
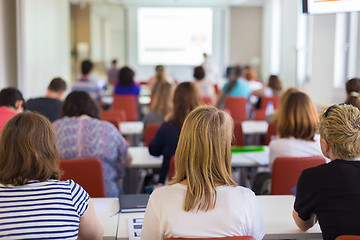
93,198 -> 120,240
116,195 -> 322,239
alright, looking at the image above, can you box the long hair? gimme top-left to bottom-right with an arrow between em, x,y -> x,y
268,75 -> 283,95
345,78 -> 360,109
226,65 -> 242,93
150,82 -> 173,117
171,106 -> 236,212
171,82 -> 202,128
0,111 -> 62,185
277,91 -> 318,140
271,87 -> 299,122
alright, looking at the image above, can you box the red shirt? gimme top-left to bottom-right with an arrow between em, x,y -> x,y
0,106 -> 17,133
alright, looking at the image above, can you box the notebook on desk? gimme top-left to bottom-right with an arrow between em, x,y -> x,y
119,194 -> 150,213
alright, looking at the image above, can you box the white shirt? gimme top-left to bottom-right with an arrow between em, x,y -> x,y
269,135 -> 324,169
141,184 -> 265,240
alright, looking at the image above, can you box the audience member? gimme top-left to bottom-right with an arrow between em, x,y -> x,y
218,65 -> 251,108
201,52 -> 219,84
142,82 -> 174,141
293,104 -> 360,239
114,66 -> 140,97
142,106 -> 265,239
108,59 -> 119,86
53,91 -> 132,197
26,77 -> 67,122
72,59 -> 102,104
149,82 -> 202,184
0,111 -> 103,239
270,87 -> 299,123
0,87 -> 24,132
345,77 -> 360,109
148,65 -> 169,95
244,67 -> 262,91
193,65 -> 216,104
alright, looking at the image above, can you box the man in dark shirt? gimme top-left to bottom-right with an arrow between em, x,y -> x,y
26,77 -> 66,122
293,104 -> 360,240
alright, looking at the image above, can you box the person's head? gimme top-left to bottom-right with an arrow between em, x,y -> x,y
0,87 -> 24,112
172,82 -> 202,128
47,78 -> 67,100
244,68 -> 257,81
193,66 -> 205,81
271,87 -> 299,122
112,59 -> 118,67
61,91 -> 99,119
118,66 -> 135,87
81,59 -> 93,75
277,91 -> 318,140
154,65 -> 167,83
320,104 -> 360,160
268,75 -> 283,94
150,82 -> 174,116
172,105 -> 236,212
226,65 -> 243,93
203,52 -> 208,60
345,78 -> 360,109
0,111 -> 62,185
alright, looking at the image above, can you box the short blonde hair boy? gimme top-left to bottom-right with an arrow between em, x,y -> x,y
319,104 -> 360,160
171,105 -> 236,212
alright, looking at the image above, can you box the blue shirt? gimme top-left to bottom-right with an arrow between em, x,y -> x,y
114,83 -> 140,97
222,78 -> 251,98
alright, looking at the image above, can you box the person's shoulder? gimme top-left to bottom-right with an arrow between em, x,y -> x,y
150,184 -> 186,199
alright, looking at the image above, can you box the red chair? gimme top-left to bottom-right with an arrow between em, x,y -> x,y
112,95 -> 138,121
144,123 -> 161,147
232,121 -> 244,146
165,236 -> 255,240
100,110 -> 127,129
59,158 -> 105,197
224,97 -> 248,121
271,156 -> 326,195
253,96 -> 281,121
202,97 -> 213,106
168,156 -> 175,181
264,122 -> 277,145
336,236 -> 360,240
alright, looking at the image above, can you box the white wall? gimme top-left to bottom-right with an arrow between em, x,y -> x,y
0,0 -> 17,89
17,0 -> 71,99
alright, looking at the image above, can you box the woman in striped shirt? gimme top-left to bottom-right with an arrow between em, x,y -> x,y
0,111 -> 103,239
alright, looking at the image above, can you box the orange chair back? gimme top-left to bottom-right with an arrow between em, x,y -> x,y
165,236 -> 255,240
202,97 -> 213,106
336,235 -> 360,240
100,110 -> 126,129
168,156 -> 175,181
59,158 -> 105,197
261,96 -> 281,110
224,97 -> 248,121
144,123 -> 161,147
264,122 -> 277,145
112,95 -> 138,121
271,156 -> 326,195
232,121 -> 244,146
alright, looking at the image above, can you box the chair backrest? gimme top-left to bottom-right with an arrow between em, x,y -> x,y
59,158 -> 105,197
264,122 -> 277,145
261,96 -> 281,110
112,95 -> 138,121
168,156 -> 175,181
202,97 -> 213,106
336,235 -> 360,240
224,97 -> 248,121
144,123 -> 161,147
271,156 -> 326,195
100,110 -> 127,129
165,236 -> 255,240
232,121 -> 244,146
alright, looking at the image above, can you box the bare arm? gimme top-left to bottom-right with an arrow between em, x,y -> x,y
78,200 -> 104,240
292,209 -> 317,231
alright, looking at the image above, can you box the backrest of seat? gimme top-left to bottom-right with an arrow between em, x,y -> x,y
112,95 -> 138,121
202,97 -> 213,106
224,97 -> 248,121
261,96 -> 281,110
59,158 -> 105,197
232,121 -> 244,146
336,235 -> 360,240
144,123 -> 161,147
100,110 -> 127,129
271,156 -> 326,195
165,236 -> 255,240
264,122 -> 277,145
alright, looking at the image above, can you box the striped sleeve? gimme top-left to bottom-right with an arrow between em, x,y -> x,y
68,180 -> 90,217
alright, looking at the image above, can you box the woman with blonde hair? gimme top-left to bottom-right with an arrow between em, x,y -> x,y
345,77 -> 360,109
142,106 -> 265,239
269,91 -> 323,167
0,111 -> 103,239
149,82 -> 202,184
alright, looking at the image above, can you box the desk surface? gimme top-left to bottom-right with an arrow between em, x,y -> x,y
115,195 -> 322,239
92,198 -> 120,240
129,146 -> 269,169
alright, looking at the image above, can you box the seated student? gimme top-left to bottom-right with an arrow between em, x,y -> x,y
148,65 -> 170,95
26,77 -> 67,122
0,87 -> 24,132
142,106 -> 265,240
293,104 -> 360,239
344,77 -> 360,109
114,66 -> 140,97
0,111 -> 103,239
193,65 -> 216,105
149,82 -> 202,184
53,91 -> 132,197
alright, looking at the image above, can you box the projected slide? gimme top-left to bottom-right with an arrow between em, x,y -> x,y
138,8 -> 213,65
305,0 -> 360,14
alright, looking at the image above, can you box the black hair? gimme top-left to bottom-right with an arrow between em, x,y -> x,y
61,91 -> 99,119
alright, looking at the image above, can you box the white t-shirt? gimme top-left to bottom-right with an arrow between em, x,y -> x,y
141,183 -> 265,240
269,135 -> 324,169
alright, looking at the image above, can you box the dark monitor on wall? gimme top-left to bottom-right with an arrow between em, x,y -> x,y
302,0 -> 360,14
